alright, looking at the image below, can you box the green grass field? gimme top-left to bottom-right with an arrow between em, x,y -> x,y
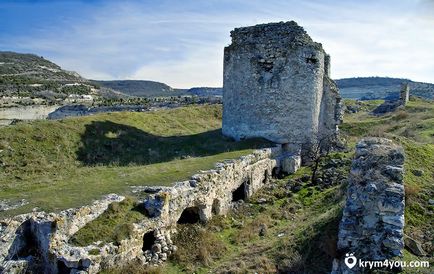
0,105 -> 271,217
1,98 -> 433,273
95,97 -> 433,274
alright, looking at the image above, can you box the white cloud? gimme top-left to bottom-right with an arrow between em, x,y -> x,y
2,0 -> 434,86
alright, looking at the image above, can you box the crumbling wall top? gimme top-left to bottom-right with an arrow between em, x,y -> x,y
228,21 -> 321,49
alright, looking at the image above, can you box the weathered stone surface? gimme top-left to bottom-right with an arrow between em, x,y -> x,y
222,21 -> 342,155
404,235 -> 426,256
400,83 -> 410,106
0,194 -> 124,274
411,169 -> 424,177
0,259 -> 28,274
0,199 -> 29,212
280,153 -> 301,174
332,138 -> 405,274
147,147 -> 287,225
0,146 -> 300,273
373,82 -> 410,115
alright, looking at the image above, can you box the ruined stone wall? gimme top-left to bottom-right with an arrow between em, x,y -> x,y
0,147 -> 300,273
400,83 -> 410,106
144,147 -> 299,224
332,138 -> 405,274
222,21 -> 342,153
0,194 -> 124,273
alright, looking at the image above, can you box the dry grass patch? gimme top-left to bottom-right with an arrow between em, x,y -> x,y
172,224 -> 227,270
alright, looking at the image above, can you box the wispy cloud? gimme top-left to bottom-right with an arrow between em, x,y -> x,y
1,0 -> 433,87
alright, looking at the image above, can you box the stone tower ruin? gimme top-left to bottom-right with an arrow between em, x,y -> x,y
400,83 -> 410,105
222,21 -> 343,155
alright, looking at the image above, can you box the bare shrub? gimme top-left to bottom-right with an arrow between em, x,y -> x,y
234,214 -> 272,244
253,256 -> 277,273
394,110 -> 409,120
405,184 -> 421,206
276,250 -> 304,273
368,126 -> 387,137
172,224 -> 227,269
100,262 -> 166,274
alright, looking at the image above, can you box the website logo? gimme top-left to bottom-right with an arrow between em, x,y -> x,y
344,253 -> 357,269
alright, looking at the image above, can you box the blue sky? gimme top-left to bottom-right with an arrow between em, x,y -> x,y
1,0 -> 433,88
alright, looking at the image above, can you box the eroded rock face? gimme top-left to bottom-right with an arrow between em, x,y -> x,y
222,21 -> 343,154
332,138 -> 405,274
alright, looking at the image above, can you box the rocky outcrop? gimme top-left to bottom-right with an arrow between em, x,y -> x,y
332,138 -> 405,273
222,21 -> 343,156
0,147 -> 300,273
0,105 -> 60,125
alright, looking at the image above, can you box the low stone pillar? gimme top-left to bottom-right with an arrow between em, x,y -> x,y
332,138 -> 405,273
280,154 -> 301,174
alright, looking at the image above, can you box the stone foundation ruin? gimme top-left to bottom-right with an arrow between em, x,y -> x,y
222,21 -> 343,155
400,83 -> 410,106
0,146 -> 300,273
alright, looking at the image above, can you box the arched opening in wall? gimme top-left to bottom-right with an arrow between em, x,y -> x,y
272,167 -> 280,179
262,170 -> 269,184
142,230 -> 156,252
177,207 -> 200,224
57,260 -> 70,274
232,181 -> 247,202
6,220 -> 38,261
211,199 -> 220,215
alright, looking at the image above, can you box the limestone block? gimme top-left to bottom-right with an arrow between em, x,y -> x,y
280,154 -> 301,174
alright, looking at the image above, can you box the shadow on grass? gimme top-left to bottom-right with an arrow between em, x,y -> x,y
77,121 -> 271,166
275,212 -> 342,274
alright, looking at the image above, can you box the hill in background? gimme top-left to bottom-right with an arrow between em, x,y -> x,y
171,77 -> 434,101
336,77 -> 434,100
94,81 -> 223,98
154,77 -> 434,100
2,52 -> 433,101
0,51 -> 124,101
93,80 -> 189,98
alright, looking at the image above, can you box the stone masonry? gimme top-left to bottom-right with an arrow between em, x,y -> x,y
222,21 -> 343,155
332,138 -> 405,274
400,83 -> 410,106
0,146 -> 300,273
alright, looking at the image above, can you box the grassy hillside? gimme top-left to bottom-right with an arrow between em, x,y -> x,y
86,97 -> 433,274
105,97 -> 433,273
336,77 -> 434,100
0,105 -> 270,217
94,80 -> 188,98
341,97 -> 434,265
1,98 -> 432,273
0,51 -> 80,81
0,51 -> 123,101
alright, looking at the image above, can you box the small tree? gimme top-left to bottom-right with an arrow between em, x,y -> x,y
306,134 -> 335,183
